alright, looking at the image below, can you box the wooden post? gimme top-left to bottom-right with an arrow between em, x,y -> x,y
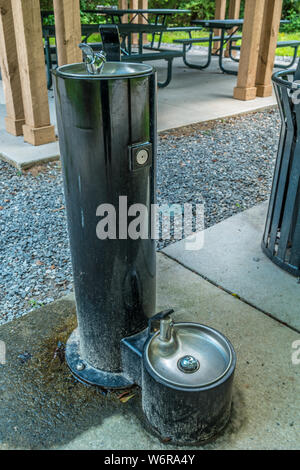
225,0 -> 241,57
53,0 -> 82,66
256,0 -> 283,97
138,0 -> 148,42
212,0 -> 227,54
11,0 -> 55,145
0,0 -> 25,136
119,0 -> 129,23
227,0 -> 241,20
233,0 -> 266,101
130,0 -> 139,45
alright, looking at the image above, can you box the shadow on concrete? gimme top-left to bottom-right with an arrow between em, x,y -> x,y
0,295 -> 248,450
0,298 -> 142,449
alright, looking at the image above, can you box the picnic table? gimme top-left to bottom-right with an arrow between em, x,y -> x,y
42,8 -> 192,89
95,8 -> 191,24
105,22 -> 184,87
189,19 -> 243,74
187,19 -> 294,75
43,21 -> 180,88
96,8 -> 193,50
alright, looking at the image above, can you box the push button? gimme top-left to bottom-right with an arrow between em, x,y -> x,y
136,149 -> 149,165
129,142 -> 152,171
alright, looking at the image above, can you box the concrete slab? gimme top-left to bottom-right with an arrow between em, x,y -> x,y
0,106 -> 60,170
0,254 -> 299,450
156,56 -> 276,131
163,202 -> 300,332
0,56 -> 276,169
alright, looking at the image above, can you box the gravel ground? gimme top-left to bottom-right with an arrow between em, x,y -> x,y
0,108 -> 280,323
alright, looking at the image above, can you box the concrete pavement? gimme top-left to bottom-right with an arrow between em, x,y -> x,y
0,55 -> 276,169
0,252 -> 299,450
163,202 -> 300,332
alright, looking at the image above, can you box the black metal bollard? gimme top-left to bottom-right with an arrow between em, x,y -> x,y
262,63 -> 300,277
53,59 -> 157,388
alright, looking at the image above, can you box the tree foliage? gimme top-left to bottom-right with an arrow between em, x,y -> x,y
39,0 -> 300,31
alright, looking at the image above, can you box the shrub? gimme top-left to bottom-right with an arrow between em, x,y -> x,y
282,9 -> 300,33
39,0 -> 300,32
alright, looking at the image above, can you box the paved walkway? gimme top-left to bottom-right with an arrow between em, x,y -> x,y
163,202 -> 300,331
0,55 -> 276,169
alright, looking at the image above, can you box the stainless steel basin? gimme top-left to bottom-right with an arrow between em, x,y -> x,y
145,322 -> 234,389
55,62 -> 153,79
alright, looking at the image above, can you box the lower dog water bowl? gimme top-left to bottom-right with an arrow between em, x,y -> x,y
142,317 -> 236,444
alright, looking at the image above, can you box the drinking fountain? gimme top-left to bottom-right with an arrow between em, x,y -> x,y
52,42 -> 236,444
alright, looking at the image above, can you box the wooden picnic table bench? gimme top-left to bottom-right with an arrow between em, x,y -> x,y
43,23 -> 180,88
187,18 -> 292,75
105,23 -> 184,87
122,50 -> 184,88
99,24 -> 184,88
173,33 -> 242,70
122,49 -> 183,87
229,40 -> 300,69
89,39 -> 183,88
42,9 -> 189,89
144,25 -> 204,51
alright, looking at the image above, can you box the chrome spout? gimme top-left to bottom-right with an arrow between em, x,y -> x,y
159,315 -> 174,343
79,43 -> 106,74
148,309 -> 178,358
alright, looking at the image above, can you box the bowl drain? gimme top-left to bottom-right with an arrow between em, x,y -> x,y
177,355 -> 200,374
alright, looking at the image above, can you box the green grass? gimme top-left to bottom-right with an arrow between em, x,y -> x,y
47,30 -> 300,57
277,31 -> 300,56
146,30 -> 300,57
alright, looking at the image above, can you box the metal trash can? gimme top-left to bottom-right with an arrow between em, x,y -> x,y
262,65 -> 300,277
53,56 -> 157,388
